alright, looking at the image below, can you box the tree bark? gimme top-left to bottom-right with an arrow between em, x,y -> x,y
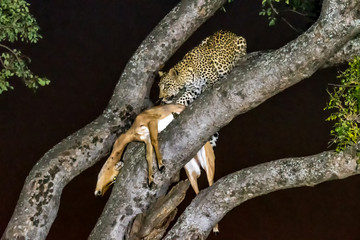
324,36 -> 360,68
1,0 -> 227,239
128,180 -> 190,240
164,148 -> 360,239
3,0 -> 360,239
90,0 -> 360,238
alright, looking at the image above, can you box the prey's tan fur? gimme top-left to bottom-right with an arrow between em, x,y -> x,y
95,103 -> 218,232
95,104 -> 184,197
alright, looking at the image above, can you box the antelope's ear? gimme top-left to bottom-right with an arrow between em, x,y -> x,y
169,68 -> 178,77
158,71 -> 164,77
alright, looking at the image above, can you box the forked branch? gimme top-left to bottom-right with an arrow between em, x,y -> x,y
2,0 -> 228,239
164,148 -> 360,239
91,0 -> 360,238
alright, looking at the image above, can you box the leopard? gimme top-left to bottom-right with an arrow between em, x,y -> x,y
157,31 -> 246,233
158,30 -> 247,107
158,30 -> 246,148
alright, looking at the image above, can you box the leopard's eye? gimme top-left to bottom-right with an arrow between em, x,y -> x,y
113,176 -> 117,181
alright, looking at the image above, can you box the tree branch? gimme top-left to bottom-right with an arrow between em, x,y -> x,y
324,36 -> 360,67
90,0 -> 360,238
3,0 -> 360,239
164,148 -> 360,239
1,0 -> 228,238
128,180 -> 190,240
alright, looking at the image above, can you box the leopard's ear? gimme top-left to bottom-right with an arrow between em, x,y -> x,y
158,71 -> 164,77
169,68 -> 178,77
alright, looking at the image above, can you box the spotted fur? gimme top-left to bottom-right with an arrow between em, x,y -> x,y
157,32 -> 246,233
158,30 -> 246,146
158,30 -> 247,106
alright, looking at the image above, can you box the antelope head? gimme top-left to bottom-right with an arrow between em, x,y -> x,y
95,160 -> 124,197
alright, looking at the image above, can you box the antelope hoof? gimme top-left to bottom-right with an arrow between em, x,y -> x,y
148,175 -> 154,189
213,224 -> 219,234
159,165 -> 165,172
148,178 -> 154,188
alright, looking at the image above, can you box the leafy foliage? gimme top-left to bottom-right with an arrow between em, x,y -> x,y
259,0 -> 319,31
325,57 -> 360,152
0,0 -> 49,94
221,0 -> 235,12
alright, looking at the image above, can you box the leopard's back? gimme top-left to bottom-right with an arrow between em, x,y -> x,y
159,30 -> 247,105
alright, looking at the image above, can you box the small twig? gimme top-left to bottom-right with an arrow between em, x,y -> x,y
268,1 -> 303,34
0,43 -> 29,80
328,83 -> 343,87
267,0 -> 280,15
0,43 -> 22,63
0,57 -> 5,68
328,82 -> 360,87
280,16 -> 303,34
284,9 -> 316,18
0,53 -> 16,71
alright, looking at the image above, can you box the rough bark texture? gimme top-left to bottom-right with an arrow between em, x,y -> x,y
90,0 -> 360,239
164,149 -> 360,239
1,0 -> 226,239
3,0 -> 360,239
1,116 -> 127,240
325,36 -> 360,67
128,180 -> 190,240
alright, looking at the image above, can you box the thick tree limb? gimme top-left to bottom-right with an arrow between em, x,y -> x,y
164,149 -> 360,239
89,0 -> 360,239
324,36 -> 360,67
250,34 -> 360,70
128,180 -> 190,240
1,0 -> 227,239
4,0 -> 360,239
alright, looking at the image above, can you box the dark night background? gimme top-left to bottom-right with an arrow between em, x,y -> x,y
1,0 -> 360,239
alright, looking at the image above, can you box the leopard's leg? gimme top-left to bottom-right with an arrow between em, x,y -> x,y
175,78 -> 207,106
175,88 -> 201,106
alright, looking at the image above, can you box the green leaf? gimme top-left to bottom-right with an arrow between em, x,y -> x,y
269,18 -> 276,26
38,78 -> 50,86
0,0 -> 42,43
0,0 -> 50,94
325,56 -> 360,152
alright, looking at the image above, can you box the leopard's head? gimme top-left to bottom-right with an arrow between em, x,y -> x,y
158,68 -> 182,103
